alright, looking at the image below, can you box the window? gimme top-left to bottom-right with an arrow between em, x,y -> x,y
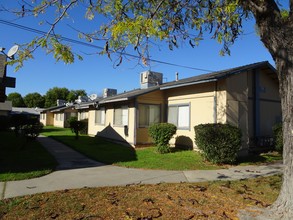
114,106 -> 128,126
80,111 -> 88,120
139,104 -> 160,127
95,108 -> 105,125
168,104 -> 190,129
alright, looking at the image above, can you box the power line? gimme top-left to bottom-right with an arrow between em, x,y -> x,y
0,19 -> 214,72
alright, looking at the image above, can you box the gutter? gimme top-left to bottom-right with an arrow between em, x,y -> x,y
99,97 -> 129,104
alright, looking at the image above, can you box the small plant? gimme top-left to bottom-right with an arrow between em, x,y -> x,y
148,123 -> 177,154
22,120 -> 44,140
273,123 -> 283,154
194,123 -> 242,164
68,117 -> 87,139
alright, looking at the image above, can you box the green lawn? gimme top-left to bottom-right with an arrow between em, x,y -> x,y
0,131 -> 57,181
42,126 -> 282,170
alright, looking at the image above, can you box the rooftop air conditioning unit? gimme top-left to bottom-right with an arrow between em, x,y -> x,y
140,71 -> 163,89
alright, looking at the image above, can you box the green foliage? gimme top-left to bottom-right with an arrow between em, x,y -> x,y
44,87 -> 70,108
0,116 -> 10,131
194,123 -> 242,164
148,123 -> 177,154
7,0 -> 248,68
22,120 -> 44,140
10,115 -> 43,139
7,92 -> 26,107
67,89 -> 87,102
23,92 -> 45,108
273,123 -> 283,154
68,117 -> 87,139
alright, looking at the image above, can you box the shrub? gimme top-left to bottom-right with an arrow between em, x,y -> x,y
22,121 -> 44,140
0,115 -> 10,131
194,123 -> 242,164
69,117 -> 87,139
273,123 -> 283,153
148,123 -> 177,154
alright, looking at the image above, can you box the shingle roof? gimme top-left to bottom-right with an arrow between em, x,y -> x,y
40,105 -> 66,113
160,61 -> 276,90
97,61 -> 276,104
99,86 -> 160,104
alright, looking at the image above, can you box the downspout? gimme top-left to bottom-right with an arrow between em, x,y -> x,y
133,98 -> 137,146
214,81 -> 218,123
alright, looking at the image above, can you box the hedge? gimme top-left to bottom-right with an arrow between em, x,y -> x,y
194,123 -> 242,164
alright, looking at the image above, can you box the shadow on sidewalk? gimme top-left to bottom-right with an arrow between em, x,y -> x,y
37,135 -> 137,171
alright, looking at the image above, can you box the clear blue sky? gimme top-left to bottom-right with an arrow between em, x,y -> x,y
0,2 -> 275,97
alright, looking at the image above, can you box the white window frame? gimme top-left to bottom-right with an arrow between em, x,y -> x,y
95,108 -> 105,125
138,104 -> 161,127
168,103 -> 190,130
114,106 -> 128,126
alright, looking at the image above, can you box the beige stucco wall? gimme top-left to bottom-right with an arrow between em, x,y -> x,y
136,90 -> 165,145
164,82 -> 226,148
88,102 -> 136,146
40,112 -> 54,126
226,71 -> 249,150
226,68 -> 281,152
53,113 -> 65,127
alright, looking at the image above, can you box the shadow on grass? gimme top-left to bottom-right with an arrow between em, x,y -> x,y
45,134 -> 138,166
0,131 -> 57,181
236,152 -> 282,165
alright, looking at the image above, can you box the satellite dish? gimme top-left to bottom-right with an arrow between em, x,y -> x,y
89,94 -> 98,100
7,45 -> 19,59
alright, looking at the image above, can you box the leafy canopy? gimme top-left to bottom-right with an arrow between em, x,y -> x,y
6,0 -> 248,69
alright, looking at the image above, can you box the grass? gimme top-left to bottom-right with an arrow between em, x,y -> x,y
42,126 -> 282,170
0,131 -> 57,181
0,174 -> 282,219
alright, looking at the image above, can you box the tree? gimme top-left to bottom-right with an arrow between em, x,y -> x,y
7,92 -> 25,107
67,89 -> 87,102
23,92 -> 45,108
4,1 -> 293,218
44,87 -> 69,108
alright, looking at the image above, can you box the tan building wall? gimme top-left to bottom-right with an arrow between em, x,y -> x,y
53,113 -> 65,127
136,90 -> 165,145
88,102 -> 136,146
226,69 -> 281,152
164,82 -> 225,148
40,112 -> 54,126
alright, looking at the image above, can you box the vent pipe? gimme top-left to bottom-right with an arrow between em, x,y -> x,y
175,72 -> 179,81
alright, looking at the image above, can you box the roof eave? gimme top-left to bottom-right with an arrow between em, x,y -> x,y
160,78 -> 218,90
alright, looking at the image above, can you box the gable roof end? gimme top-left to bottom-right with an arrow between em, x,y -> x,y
160,61 -> 276,90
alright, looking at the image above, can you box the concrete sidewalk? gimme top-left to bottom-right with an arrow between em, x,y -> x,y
0,136 -> 283,199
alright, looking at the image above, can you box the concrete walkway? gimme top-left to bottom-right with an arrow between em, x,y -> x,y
0,136 -> 283,199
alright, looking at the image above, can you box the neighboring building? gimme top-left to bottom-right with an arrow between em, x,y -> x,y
87,61 -> 281,154
40,105 -> 66,126
50,104 -> 78,128
12,107 -> 44,117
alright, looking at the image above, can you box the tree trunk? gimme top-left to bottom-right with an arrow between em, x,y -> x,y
239,47 -> 293,220
266,56 -> 293,219
238,2 -> 293,218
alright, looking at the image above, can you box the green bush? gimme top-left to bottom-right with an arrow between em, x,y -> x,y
194,123 -> 242,164
273,123 -> 283,153
148,123 -> 177,154
69,117 -> 87,140
22,121 -> 44,139
0,116 -> 10,131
